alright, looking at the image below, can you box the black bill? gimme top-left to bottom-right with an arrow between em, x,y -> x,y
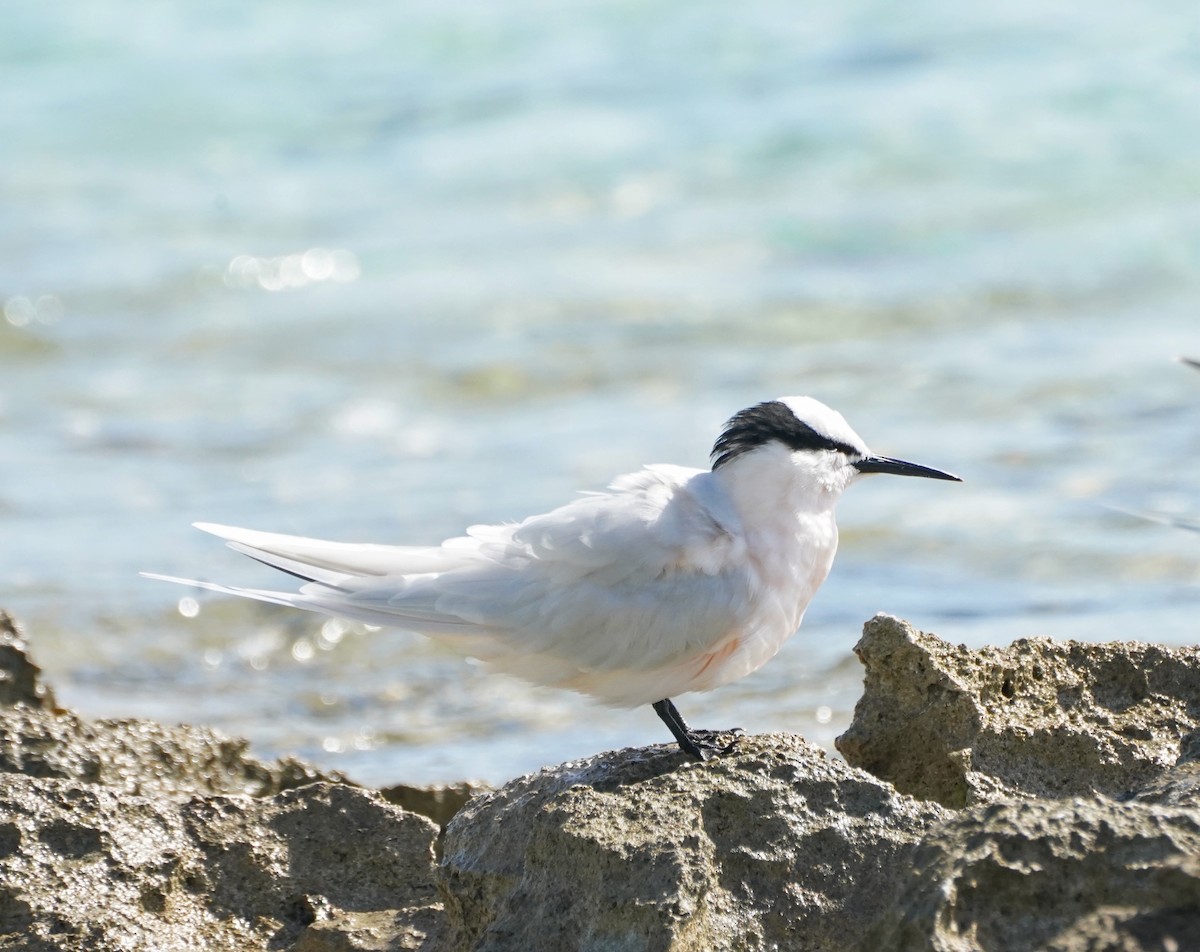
852,455 -> 961,481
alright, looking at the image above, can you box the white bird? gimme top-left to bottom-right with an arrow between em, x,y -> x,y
145,397 -> 960,760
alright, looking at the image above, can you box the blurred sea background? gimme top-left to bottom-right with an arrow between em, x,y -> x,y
4,1 -> 1200,786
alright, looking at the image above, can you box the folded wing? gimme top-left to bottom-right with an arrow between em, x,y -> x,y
148,467 -> 756,700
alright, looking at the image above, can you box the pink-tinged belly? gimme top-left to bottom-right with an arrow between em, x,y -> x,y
691,635 -> 743,680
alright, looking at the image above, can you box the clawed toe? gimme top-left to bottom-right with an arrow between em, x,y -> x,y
691,727 -> 743,743
652,699 -> 744,762
679,728 -> 744,761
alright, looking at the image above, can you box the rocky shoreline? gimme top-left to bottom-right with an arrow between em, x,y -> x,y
0,610 -> 1197,950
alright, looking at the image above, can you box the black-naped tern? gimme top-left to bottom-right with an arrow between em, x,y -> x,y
146,396 -> 960,760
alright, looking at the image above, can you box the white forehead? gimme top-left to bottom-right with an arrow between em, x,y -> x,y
776,395 -> 867,450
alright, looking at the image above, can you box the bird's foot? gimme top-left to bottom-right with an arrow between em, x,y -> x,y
652,698 -> 744,762
690,726 -> 744,743
677,727 -> 744,762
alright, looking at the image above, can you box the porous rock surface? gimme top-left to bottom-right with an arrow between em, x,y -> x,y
869,796 -> 1200,951
837,613 -> 1200,808
0,611 -> 330,800
0,612 -> 443,951
837,614 -> 1200,952
439,734 -> 948,952
0,777 -> 441,951
3,607 -> 1200,951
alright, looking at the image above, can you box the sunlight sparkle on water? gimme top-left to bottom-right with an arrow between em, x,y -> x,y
4,295 -> 62,327
291,639 -> 316,662
319,619 -> 350,648
224,249 -> 360,292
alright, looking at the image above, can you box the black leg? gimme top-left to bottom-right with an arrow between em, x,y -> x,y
652,698 -> 742,761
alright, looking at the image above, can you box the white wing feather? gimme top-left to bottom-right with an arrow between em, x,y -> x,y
148,466 -> 761,704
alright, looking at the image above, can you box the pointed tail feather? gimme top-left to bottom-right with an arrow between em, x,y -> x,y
139,572 -> 311,609
141,571 -> 486,635
193,522 -> 462,580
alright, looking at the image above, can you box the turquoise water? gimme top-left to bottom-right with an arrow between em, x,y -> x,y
4,2 -> 1200,785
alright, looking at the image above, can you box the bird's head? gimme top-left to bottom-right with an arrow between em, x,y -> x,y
710,396 -> 960,506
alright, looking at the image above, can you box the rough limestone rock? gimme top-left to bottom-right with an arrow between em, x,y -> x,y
0,614 -> 447,951
870,796 -> 1200,951
836,614 -> 1200,808
0,777 -> 441,951
439,733 -> 948,952
0,612 -> 335,799
0,612 -> 55,710
5,605 -> 1200,951
0,706 -> 336,800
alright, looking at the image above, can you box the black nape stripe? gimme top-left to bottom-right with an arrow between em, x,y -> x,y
711,401 -> 858,470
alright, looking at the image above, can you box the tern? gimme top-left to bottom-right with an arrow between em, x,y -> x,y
146,397 -> 960,760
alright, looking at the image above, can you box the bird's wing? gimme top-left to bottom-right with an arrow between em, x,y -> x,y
395,468 -> 753,672
161,467 -> 756,676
